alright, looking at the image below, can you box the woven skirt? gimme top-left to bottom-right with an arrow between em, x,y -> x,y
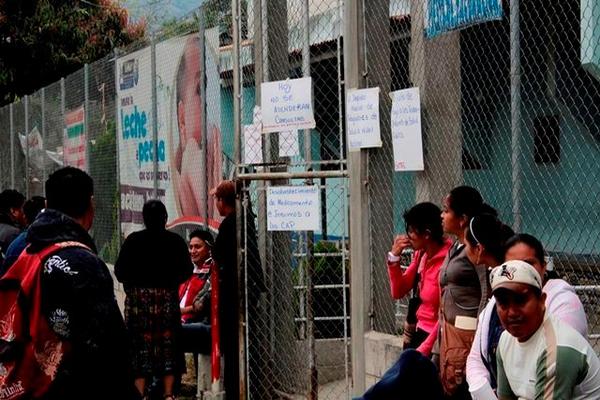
124,287 -> 183,377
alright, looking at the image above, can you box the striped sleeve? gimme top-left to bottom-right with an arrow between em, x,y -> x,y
535,345 -> 588,400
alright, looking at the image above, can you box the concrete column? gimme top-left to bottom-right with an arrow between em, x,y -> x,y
345,0 -> 370,396
365,0 -> 395,334
410,0 -> 463,204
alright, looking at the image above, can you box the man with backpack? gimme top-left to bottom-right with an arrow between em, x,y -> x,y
0,167 -> 138,399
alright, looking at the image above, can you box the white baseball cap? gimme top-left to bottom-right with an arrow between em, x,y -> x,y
490,260 -> 543,292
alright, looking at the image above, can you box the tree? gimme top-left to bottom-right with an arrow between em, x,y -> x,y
0,0 -> 146,105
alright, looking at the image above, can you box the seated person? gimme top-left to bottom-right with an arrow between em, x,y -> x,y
179,229 -> 213,323
491,260 -> 600,400
467,234 -> 588,399
179,229 -> 214,356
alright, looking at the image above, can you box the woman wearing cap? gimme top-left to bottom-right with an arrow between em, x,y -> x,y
467,234 -> 588,400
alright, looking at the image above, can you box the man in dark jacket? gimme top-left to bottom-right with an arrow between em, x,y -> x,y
26,167 -> 138,400
0,195 -> 46,275
210,180 -> 240,399
0,189 -> 26,260
211,180 -> 265,399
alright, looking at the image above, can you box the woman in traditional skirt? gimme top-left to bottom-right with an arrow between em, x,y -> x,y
115,200 -> 193,400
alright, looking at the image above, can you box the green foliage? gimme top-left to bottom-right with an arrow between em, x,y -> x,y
0,0 -> 146,105
313,240 -> 344,284
159,15 -> 199,38
89,118 -> 121,264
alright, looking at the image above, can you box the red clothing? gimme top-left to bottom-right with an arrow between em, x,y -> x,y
387,238 -> 452,355
179,260 -> 211,323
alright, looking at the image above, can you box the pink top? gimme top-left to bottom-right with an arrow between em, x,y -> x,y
387,238 -> 452,355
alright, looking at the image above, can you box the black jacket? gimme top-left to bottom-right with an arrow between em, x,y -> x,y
0,213 -> 21,257
213,211 -> 264,332
114,228 -> 193,290
26,209 -> 139,400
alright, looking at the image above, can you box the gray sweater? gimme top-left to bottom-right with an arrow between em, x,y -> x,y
439,242 -> 489,326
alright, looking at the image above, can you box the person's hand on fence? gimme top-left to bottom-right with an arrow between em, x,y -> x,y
391,234 -> 411,257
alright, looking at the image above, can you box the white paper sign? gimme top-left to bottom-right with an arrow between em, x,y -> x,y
346,87 -> 382,150
267,185 -> 321,231
244,123 -> 263,164
278,130 -> 300,157
391,87 -> 424,171
261,77 -> 316,133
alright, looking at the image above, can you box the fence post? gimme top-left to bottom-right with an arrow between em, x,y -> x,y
302,0 -> 312,164
114,48 -> 123,248
345,0 -> 370,395
510,0 -> 522,232
410,0 -> 462,203
25,95 -> 30,198
150,35 -> 159,199
61,78 -> 66,170
232,0 -> 245,398
198,6 -> 209,227
301,1 -> 318,399
41,87 -> 47,192
84,63 -> 90,172
364,0 -> 394,334
9,103 -> 14,188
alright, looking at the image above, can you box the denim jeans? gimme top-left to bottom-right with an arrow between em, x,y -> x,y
355,349 -> 443,400
179,322 -> 211,355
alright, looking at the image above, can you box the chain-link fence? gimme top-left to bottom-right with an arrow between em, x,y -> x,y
0,0 -> 352,397
237,0 -> 350,398
367,0 -> 600,355
1,0 -> 600,398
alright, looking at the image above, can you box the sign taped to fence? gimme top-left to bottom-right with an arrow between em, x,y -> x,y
244,123 -> 263,164
346,87 -> 382,150
391,87 -> 424,171
64,106 -> 87,170
117,30 -> 223,237
267,185 -> 321,232
261,77 -> 316,133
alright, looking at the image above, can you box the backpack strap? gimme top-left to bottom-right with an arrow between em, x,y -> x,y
1,241 -> 92,295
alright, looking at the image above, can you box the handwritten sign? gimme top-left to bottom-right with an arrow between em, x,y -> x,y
244,123 -> 263,164
346,87 -> 382,151
279,130 -> 300,157
261,77 -> 316,133
391,87 -> 424,171
267,185 -> 321,231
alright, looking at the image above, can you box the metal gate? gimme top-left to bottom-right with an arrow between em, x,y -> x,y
238,175 -> 350,400
226,0 -> 353,397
